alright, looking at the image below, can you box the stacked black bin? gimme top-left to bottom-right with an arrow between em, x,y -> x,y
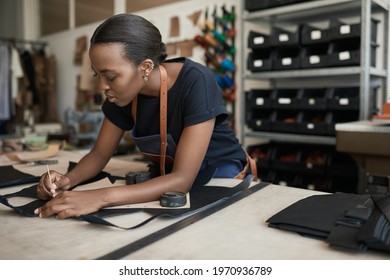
246,86 -> 373,136
245,0 -> 316,12
247,18 -> 379,72
248,142 -> 358,193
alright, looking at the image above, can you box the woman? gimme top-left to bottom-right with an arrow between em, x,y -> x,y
35,13 -> 256,219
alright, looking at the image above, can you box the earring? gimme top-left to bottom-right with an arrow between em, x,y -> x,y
143,75 -> 149,82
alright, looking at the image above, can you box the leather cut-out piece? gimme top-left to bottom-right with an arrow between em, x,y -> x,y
266,192 -> 390,254
80,175 -> 255,229
0,195 -> 45,217
0,165 -> 40,188
267,192 -> 369,239
0,162 -> 260,231
0,161 -> 122,217
0,156 -> 262,231
97,180 -> 269,259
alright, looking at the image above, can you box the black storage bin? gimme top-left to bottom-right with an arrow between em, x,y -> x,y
248,31 -> 271,49
328,38 -> 361,66
298,174 -> 330,192
272,88 -> 299,109
245,0 -> 270,11
272,110 -> 299,133
245,0 -> 314,12
273,47 -> 301,70
268,0 -> 296,8
272,144 -> 301,171
328,19 -> 378,43
326,110 -> 359,135
258,169 -> 271,182
299,147 -> 327,175
269,170 -> 300,188
301,24 -> 329,45
247,110 -> 274,132
328,87 -> 359,110
297,111 -> 329,135
300,43 -> 330,68
248,89 -> 273,109
268,0 -> 313,8
247,50 -> 273,72
297,88 -> 329,110
271,27 -> 300,47
247,143 -> 274,170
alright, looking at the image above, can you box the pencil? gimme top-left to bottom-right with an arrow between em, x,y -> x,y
46,165 -> 55,197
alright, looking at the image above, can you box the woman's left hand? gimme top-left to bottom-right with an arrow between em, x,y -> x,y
34,189 -> 106,219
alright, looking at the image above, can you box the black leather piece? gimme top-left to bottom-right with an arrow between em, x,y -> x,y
0,165 -> 40,188
266,192 -> 370,239
97,180 -> 269,259
0,195 -> 45,217
80,175 -> 255,229
0,161 -> 122,216
372,195 -> 390,222
0,160 -> 257,230
267,192 -> 390,254
327,224 -> 367,251
4,184 -> 38,198
358,207 -> 390,253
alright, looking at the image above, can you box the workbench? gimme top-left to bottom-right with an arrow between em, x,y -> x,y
0,150 -> 388,260
336,120 -> 390,193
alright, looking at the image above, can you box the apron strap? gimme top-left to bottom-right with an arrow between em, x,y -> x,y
235,148 -> 258,181
131,65 -> 168,176
159,65 -> 168,175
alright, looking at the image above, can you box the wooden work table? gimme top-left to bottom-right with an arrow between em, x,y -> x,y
0,151 -> 389,260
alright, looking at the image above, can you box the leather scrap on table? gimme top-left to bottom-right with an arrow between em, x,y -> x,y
80,175 -> 255,229
5,142 -> 61,163
0,161 -> 118,216
266,192 -> 390,254
0,162 -> 259,230
0,165 -> 41,188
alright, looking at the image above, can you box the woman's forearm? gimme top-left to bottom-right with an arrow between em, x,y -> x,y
65,148 -> 112,187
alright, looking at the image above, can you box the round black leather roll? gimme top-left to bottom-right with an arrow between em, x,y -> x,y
160,191 -> 187,207
125,171 -> 151,185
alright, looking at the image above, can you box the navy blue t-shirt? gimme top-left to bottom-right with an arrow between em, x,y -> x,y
102,57 -> 246,166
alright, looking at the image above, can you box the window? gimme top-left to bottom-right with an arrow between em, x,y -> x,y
126,0 -> 185,13
75,0 -> 114,27
40,0 -> 69,36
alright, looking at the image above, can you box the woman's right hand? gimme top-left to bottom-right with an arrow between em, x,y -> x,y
37,170 -> 71,200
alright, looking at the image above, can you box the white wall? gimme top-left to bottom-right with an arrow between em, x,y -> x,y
40,0 -> 242,124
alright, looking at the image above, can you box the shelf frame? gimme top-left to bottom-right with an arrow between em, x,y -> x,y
240,0 -> 390,145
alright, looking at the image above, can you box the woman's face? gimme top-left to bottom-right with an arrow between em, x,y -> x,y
89,43 -> 143,107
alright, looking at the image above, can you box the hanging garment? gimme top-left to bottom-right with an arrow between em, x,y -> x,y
44,55 -> 59,122
10,46 -> 24,115
20,50 -> 39,105
266,192 -> 390,254
0,43 -> 10,121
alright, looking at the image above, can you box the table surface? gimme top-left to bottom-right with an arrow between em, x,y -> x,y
335,120 -> 390,133
0,151 -> 389,260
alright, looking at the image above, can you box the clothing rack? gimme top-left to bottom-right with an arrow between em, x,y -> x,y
0,37 -> 47,47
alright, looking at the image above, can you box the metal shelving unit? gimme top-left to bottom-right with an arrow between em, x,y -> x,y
239,0 -> 390,193
240,0 -> 390,146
